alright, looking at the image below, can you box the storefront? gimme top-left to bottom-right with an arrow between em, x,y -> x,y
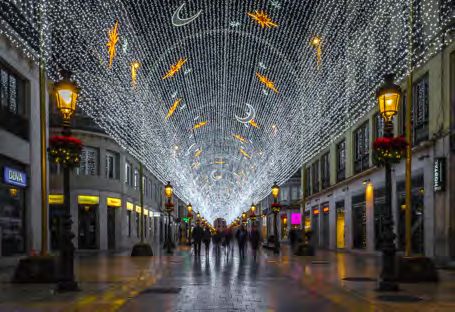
311,206 -> 320,246
107,197 -> 122,250
321,203 -> 330,248
374,188 -> 385,250
78,195 -> 99,249
352,193 -> 366,249
336,201 -> 345,249
48,194 -> 64,250
0,162 -> 27,256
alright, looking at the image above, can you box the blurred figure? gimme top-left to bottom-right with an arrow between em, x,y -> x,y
289,227 -> 297,250
236,225 -> 247,259
249,224 -> 261,261
203,226 -> 212,256
224,228 -> 233,257
192,221 -> 204,256
213,229 -> 222,257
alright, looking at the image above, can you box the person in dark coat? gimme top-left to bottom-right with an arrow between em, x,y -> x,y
192,222 -> 204,256
203,226 -> 212,256
236,225 -> 247,259
289,227 -> 297,249
249,224 -> 261,261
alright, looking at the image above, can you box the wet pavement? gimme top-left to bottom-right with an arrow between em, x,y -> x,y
1,243 -> 455,311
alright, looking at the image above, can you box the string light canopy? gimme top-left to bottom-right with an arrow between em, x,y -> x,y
1,0 -> 453,223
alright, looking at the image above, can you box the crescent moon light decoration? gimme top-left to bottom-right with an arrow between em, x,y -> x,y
172,3 -> 202,27
235,103 -> 256,124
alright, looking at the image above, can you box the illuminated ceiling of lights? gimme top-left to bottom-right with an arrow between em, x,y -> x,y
1,0 -> 453,222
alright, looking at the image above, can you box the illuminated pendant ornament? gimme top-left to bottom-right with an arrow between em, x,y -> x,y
165,98 -> 182,120
235,103 -> 256,124
193,121 -> 208,130
310,36 -> 323,69
162,58 -> 187,79
230,21 -> 241,27
131,60 -> 140,88
172,3 -> 202,27
256,73 -> 278,93
249,119 -> 259,128
232,134 -> 247,143
239,148 -> 252,159
247,11 -> 278,29
213,160 -> 225,165
194,149 -> 202,157
106,20 -> 119,68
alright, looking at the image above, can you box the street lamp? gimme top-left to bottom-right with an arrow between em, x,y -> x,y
187,203 -> 193,246
271,182 -> 281,254
163,181 -> 175,254
54,72 -> 79,291
376,74 -> 401,291
250,203 -> 257,223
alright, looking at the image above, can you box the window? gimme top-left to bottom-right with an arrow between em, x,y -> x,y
304,167 -> 311,197
105,150 -> 119,179
373,113 -> 384,139
291,186 -> 300,201
147,180 -> 152,199
413,74 -> 429,144
336,140 -> 346,182
321,152 -> 330,189
280,187 -> 289,202
354,122 -> 369,174
311,160 -> 319,194
134,168 -> 139,190
125,162 -> 132,185
0,65 -> 24,115
77,147 -> 99,176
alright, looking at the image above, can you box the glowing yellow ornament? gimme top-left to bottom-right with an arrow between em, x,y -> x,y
193,121 -> 208,130
239,148 -> 252,159
249,119 -> 259,128
165,98 -> 182,120
106,20 -> 119,68
232,134 -> 247,143
131,60 -> 140,88
194,149 -> 202,157
247,11 -> 278,29
256,73 -> 278,93
310,36 -> 322,69
162,58 -> 187,79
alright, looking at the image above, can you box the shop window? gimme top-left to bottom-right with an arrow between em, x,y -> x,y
321,152 -> 330,189
311,160 -> 319,194
105,150 -> 119,179
0,186 -> 25,255
77,147 -> 99,176
354,122 -> 369,174
336,201 -> 345,249
336,140 -> 346,182
127,210 -> 131,237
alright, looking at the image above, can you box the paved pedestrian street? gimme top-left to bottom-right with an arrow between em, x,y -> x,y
1,245 -> 454,311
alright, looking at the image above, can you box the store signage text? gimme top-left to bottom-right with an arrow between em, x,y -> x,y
3,167 -> 27,188
433,158 -> 446,192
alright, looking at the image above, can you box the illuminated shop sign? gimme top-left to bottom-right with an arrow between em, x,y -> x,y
291,213 -> 301,225
3,166 -> 27,188
77,195 -> 99,205
49,194 -> 64,204
107,197 -> 122,207
433,158 -> 446,192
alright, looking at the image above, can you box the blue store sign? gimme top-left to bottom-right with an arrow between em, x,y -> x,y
3,166 -> 27,188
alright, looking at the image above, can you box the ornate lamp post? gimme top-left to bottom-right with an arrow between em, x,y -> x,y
376,74 -> 401,291
187,203 -> 193,246
54,72 -> 80,291
163,181 -> 175,254
249,203 -> 257,224
242,212 -> 247,226
271,182 -> 281,254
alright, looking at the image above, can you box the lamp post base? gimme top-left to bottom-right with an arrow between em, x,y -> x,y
57,280 -> 79,292
377,280 -> 399,292
12,255 -> 57,283
131,243 -> 153,257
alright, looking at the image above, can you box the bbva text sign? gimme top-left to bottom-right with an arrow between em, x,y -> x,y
3,166 -> 27,188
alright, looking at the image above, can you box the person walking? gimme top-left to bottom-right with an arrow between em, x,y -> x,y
249,224 -> 261,261
213,229 -> 222,257
224,228 -> 233,257
203,226 -> 212,257
192,221 -> 204,256
236,225 -> 247,259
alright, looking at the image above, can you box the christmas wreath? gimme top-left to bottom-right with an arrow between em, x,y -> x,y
373,136 -> 408,166
48,135 -> 83,168
271,202 -> 281,213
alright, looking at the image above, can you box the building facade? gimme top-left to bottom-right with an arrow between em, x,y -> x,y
260,171 -> 302,242
301,40 -> 455,264
0,35 -> 43,257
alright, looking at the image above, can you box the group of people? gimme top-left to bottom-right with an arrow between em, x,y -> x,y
191,222 -> 262,260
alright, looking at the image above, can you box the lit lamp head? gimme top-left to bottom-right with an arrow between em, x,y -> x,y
271,182 -> 280,201
54,72 -> 79,122
187,202 -> 192,213
197,212 -> 201,219
250,203 -> 256,213
164,181 -> 173,199
376,74 -> 401,122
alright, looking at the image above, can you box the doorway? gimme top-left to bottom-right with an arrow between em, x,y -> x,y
335,201 -> 345,249
78,204 -> 98,249
321,204 -> 330,248
352,194 -> 366,249
107,206 -> 116,250
311,207 -> 320,247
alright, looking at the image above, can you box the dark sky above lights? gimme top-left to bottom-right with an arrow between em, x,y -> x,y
1,0 -> 452,222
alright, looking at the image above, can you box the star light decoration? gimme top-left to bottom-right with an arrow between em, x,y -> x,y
163,58 -> 187,79
247,10 -> 278,29
3,0 -> 452,223
106,20 -> 119,68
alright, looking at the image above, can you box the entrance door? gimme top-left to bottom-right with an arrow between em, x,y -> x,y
352,201 -> 366,249
336,202 -> 345,249
49,204 -> 64,250
322,207 -> 330,248
78,205 -> 98,249
311,209 -> 320,246
107,206 -> 115,250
